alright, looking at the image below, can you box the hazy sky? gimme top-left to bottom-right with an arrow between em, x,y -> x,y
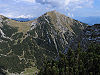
0,0 -> 99,18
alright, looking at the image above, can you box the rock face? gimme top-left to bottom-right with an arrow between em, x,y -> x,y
0,11 -> 87,74
84,24 -> 100,43
69,24 -> 100,51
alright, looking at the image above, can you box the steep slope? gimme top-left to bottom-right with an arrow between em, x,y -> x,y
69,24 -> 100,51
0,11 -> 88,74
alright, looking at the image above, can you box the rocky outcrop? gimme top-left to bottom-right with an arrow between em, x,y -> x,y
84,24 -> 100,43
68,24 -> 100,51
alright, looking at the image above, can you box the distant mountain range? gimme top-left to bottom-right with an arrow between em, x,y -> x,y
11,17 -> 36,22
75,16 -> 100,25
11,16 -> 100,26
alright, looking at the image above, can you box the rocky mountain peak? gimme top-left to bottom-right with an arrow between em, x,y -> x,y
45,10 -> 71,21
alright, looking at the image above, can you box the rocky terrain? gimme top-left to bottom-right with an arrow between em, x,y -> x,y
0,11 -> 88,75
68,24 -> 100,52
84,24 -> 100,43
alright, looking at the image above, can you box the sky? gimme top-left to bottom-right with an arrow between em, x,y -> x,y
0,0 -> 100,18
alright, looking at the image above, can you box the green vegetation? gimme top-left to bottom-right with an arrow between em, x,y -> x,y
12,32 -> 23,40
1,24 -> 18,37
38,43 -> 100,75
0,66 -> 7,75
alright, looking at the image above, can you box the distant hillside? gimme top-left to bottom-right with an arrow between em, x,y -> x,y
75,16 -> 100,25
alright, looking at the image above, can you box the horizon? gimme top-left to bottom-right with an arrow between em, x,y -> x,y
1,10 -> 100,19
0,0 -> 100,18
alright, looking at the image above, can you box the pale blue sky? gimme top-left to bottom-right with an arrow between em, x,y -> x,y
0,0 -> 99,18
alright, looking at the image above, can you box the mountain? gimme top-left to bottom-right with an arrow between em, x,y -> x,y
75,16 -> 100,25
0,11 -> 88,75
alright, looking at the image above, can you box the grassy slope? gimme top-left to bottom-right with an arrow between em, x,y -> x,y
7,19 -> 32,33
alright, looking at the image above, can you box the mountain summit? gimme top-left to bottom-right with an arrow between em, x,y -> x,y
0,11 -> 88,74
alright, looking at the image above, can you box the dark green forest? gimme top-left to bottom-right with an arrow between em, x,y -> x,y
0,43 -> 100,75
38,43 -> 100,75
